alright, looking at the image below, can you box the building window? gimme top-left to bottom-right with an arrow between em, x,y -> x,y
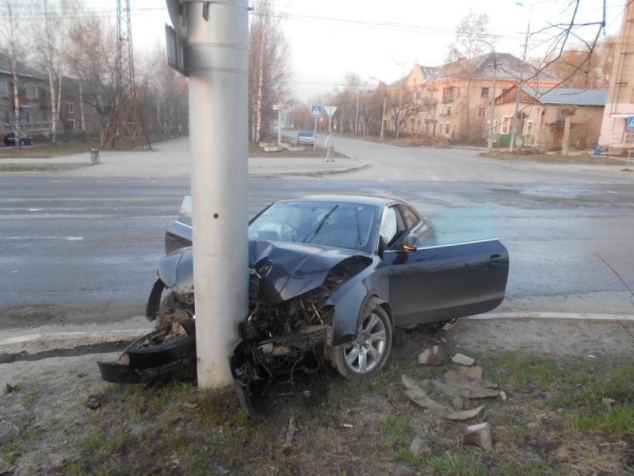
446,106 -> 452,116
0,81 -> 7,98
32,87 -> 38,99
502,88 -> 508,94
67,103 -> 74,114
502,116 -> 510,134
25,86 -> 30,100
4,110 -> 9,125
525,120 -> 533,136
25,112 -> 30,124
68,119 -> 75,131
481,87 -> 489,98
445,123 -> 450,134
442,87 -> 455,102
42,110 -> 48,123
34,111 -> 39,125
478,108 -> 486,118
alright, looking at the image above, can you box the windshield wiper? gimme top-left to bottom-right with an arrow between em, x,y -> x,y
304,205 -> 338,243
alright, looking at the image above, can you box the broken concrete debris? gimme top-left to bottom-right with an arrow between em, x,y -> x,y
444,366 -> 497,389
500,390 -> 507,401
451,353 -> 475,366
85,395 -> 102,410
281,417 -> 298,455
418,345 -> 443,366
409,438 -> 432,458
402,375 -> 485,420
463,422 -> 493,450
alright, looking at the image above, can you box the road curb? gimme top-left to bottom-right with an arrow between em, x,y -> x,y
2,312 -> 632,355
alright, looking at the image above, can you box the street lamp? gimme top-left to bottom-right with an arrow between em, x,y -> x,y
510,1 -> 533,152
371,76 -> 388,141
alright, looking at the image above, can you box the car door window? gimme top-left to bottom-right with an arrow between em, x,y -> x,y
395,204 -> 433,247
397,205 -> 421,230
380,206 -> 407,250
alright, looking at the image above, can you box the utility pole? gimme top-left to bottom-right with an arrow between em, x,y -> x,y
510,2 -> 532,152
105,0 -> 151,150
182,0 -> 249,388
371,77 -> 387,141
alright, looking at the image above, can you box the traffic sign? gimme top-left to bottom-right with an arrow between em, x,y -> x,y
627,117 -> 634,130
277,91 -> 285,102
311,105 -> 323,117
272,104 -> 284,110
324,106 -> 337,117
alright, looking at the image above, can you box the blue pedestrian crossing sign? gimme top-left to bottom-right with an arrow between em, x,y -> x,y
311,105 -> 323,117
628,117 -> 634,130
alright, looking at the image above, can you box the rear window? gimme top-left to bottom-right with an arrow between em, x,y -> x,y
299,132 -> 313,137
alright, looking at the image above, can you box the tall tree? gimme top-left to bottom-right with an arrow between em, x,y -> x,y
249,0 -> 291,143
445,11 -> 495,141
539,36 -> 616,89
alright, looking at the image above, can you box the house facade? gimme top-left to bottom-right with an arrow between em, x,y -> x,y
494,86 -> 607,149
599,0 -> 634,151
0,52 -> 97,139
386,53 -> 560,142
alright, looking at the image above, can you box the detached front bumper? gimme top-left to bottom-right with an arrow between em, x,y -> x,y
98,319 -> 196,384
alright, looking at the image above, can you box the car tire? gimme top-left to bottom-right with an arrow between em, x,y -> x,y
329,302 -> 392,378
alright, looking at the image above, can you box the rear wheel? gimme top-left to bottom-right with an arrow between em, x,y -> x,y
329,304 -> 392,378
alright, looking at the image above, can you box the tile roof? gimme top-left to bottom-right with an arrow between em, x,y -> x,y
0,52 -> 47,80
423,52 -> 560,84
522,85 -> 608,106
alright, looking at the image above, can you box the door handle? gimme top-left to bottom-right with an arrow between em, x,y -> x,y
488,254 -> 504,265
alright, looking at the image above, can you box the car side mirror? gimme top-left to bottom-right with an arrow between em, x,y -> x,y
402,233 -> 417,251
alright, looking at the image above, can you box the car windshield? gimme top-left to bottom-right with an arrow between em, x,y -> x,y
248,200 -> 377,251
299,132 -> 312,137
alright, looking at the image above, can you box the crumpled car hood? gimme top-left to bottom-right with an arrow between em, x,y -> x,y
157,241 -> 368,305
248,241 -> 366,304
158,247 -> 194,296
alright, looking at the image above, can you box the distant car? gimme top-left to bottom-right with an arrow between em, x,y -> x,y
296,131 -> 315,146
3,132 -> 34,146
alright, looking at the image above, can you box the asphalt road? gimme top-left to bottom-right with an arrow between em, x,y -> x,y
1,176 -> 633,331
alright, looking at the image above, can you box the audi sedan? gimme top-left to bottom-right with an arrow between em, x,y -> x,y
101,195 -> 509,419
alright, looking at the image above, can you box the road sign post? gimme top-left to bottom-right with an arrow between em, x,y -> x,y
324,106 -> 337,132
311,105 -> 322,151
627,117 -> 634,170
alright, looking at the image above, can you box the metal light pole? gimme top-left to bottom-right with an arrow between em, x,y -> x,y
187,0 -> 249,388
510,1 -> 532,152
371,77 -> 388,141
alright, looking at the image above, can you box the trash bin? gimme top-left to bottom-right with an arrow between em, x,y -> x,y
90,148 -> 100,165
594,145 -> 602,156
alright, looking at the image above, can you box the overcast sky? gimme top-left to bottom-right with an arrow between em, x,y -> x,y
117,0 -> 625,100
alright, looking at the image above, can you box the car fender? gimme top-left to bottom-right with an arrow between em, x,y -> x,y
326,256 -> 390,346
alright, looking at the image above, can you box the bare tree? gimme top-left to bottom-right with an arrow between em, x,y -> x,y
388,88 -> 438,137
68,13 -> 117,145
539,36 -> 616,89
249,0 -> 291,143
445,11 -> 496,141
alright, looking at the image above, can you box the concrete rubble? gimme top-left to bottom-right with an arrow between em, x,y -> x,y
418,345 -> 443,366
463,422 -> 493,450
452,353 -> 475,366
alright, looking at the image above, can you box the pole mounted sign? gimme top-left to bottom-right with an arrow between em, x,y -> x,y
627,117 -> 634,130
311,105 -> 323,117
277,91 -> 285,102
324,106 -> 337,132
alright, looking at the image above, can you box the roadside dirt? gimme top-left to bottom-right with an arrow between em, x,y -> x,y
481,149 -> 630,166
1,317 -> 633,475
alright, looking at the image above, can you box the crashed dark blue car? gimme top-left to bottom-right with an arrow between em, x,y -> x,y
99,195 -> 509,419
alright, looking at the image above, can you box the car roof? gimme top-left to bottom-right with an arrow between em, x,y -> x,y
279,194 -> 405,208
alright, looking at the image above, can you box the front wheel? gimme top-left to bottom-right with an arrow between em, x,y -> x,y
329,304 -> 392,378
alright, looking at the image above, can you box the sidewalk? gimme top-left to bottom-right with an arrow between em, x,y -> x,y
0,138 -> 367,178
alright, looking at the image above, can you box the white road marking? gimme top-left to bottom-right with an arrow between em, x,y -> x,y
0,236 -> 84,241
